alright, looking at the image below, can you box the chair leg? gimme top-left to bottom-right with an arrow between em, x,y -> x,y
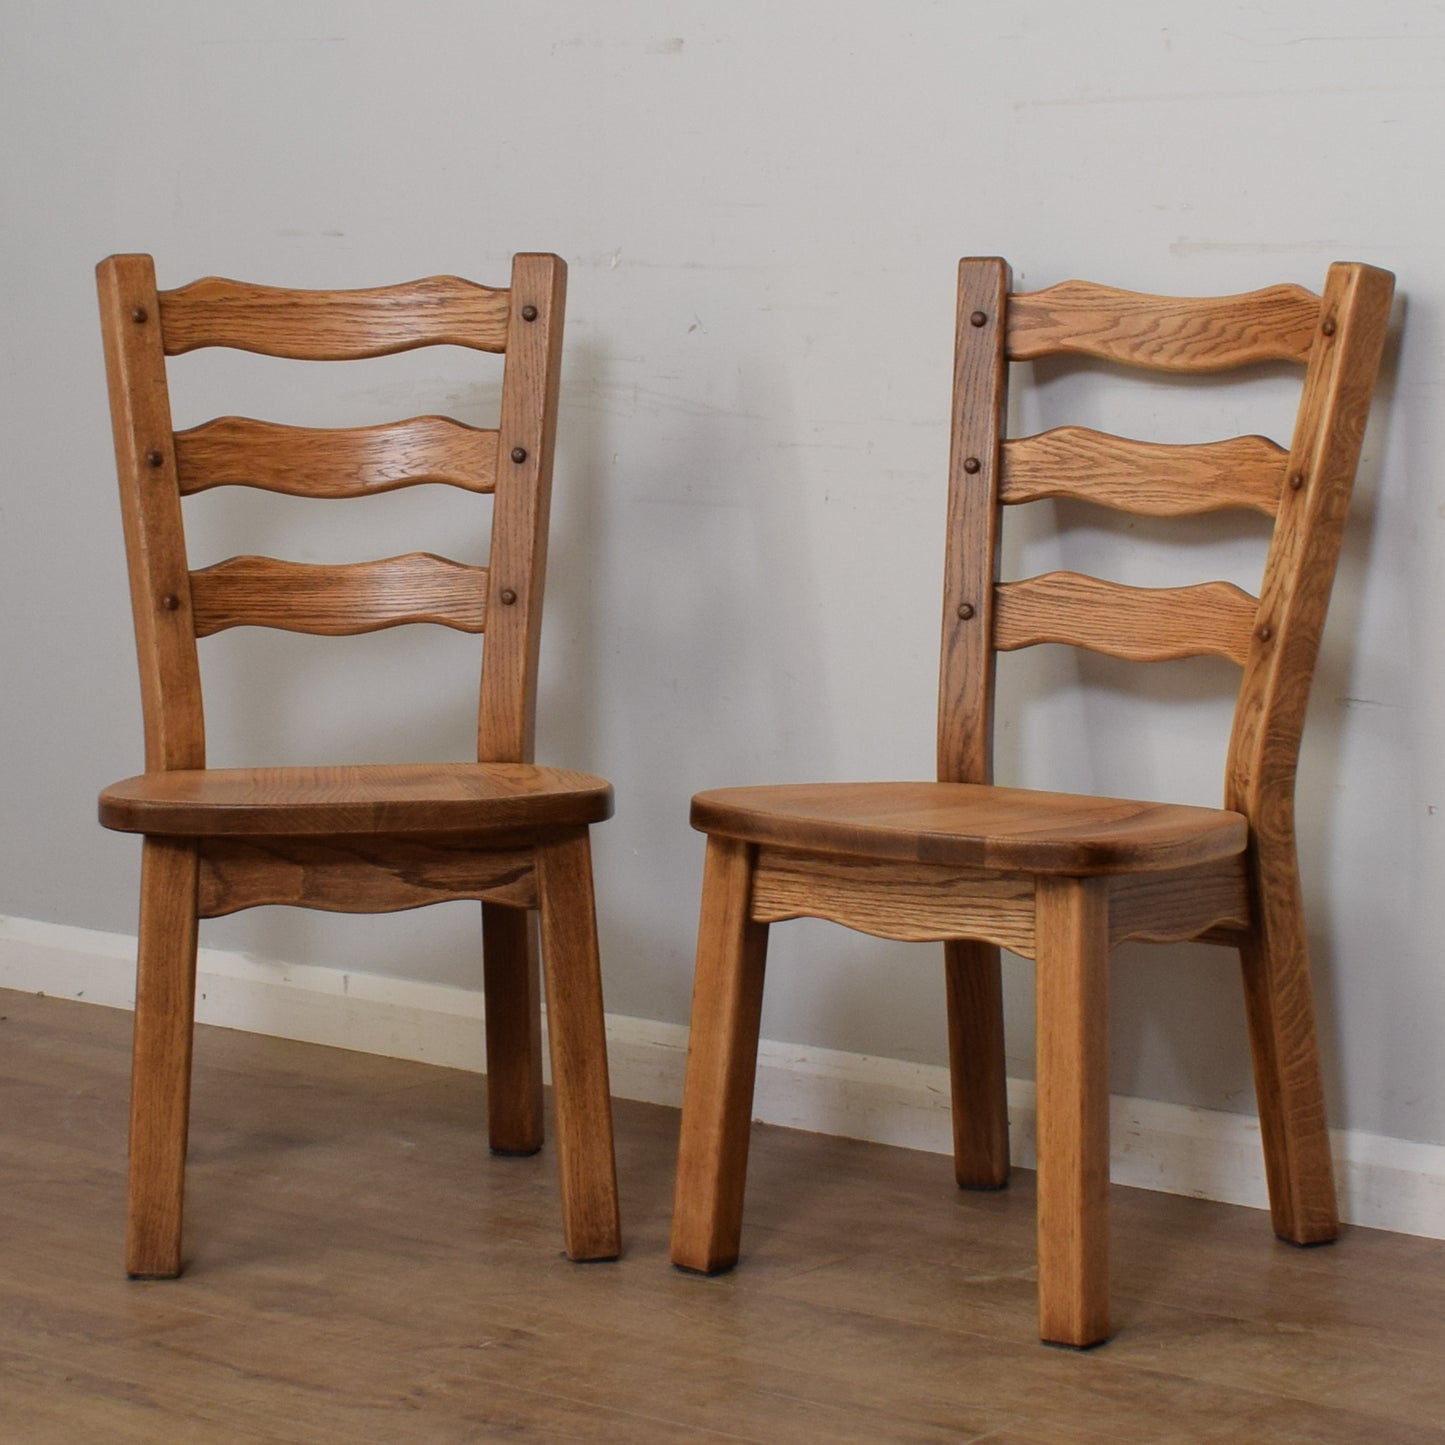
944,939 -> 1010,1188
482,901 -> 544,1155
1239,844 -> 1339,1244
1033,875 -> 1111,1348
127,836 -> 201,1279
534,827 -> 620,1261
670,836 -> 770,1275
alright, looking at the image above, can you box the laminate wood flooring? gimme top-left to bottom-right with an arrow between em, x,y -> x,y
2,988 -> 1442,1442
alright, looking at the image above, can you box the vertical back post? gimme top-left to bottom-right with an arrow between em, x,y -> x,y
97,254 -> 205,771
478,253 -> 568,763
1226,262 -> 1394,826
938,258 -> 1011,784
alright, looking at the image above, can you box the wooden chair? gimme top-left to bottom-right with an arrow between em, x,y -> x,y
670,259 -> 1394,1346
96,253 -> 619,1277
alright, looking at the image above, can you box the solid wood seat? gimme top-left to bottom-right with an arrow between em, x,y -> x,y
100,763 -> 614,837
96,252 -> 620,1278
691,782 -> 1247,874
671,258 -> 1394,1347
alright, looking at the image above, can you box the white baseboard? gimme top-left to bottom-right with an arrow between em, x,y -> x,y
3,913 -> 1442,1241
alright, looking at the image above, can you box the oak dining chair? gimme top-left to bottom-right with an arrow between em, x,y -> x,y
670,259 -> 1394,1346
96,253 -> 619,1277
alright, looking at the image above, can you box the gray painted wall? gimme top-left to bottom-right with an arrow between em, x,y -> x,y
2,1 -> 1437,1149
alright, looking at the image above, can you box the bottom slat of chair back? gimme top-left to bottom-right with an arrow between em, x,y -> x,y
991,573 -> 1258,666
187,553 -> 490,636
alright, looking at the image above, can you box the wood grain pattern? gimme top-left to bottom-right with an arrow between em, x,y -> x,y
938,258 -> 1014,1208
944,938 -> 1011,1188
1224,263 -> 1395,1245
1034,876 -> 1111,1347
938,257 -> 1009,786
100,761 -> 613,837
1227,264 -> 1395,833
158,274 -> 510,357
11,990 -> 1445,1441
750,848 -> 1038,954
1000,427 -> 1287,517
174,415 -> 500,498
992,572 -> 1259,666
534,828 -> 621,1260
96,255 -> 206,771
1238,842 -> 1338,1244
126,837 -> 200,1278
187,553 -> 489,636
693,781 -> 1248,876
1107,855 -> 1251,949
481,902 -> 545,1155
477,254 -> 567,764
1006,280 -> 1321,371
671,837 -> 771,1274
196,836 -> 539,917
745,847 -> 1251,957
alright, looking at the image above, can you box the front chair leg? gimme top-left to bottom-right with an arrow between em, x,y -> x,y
670,836 -> 770,1275
534,827 -> 620,1261
945,938 -> 1010,1189
482,901 -> 544,1155
127,836 -> 201,1278
1033,875 -> 1111,1348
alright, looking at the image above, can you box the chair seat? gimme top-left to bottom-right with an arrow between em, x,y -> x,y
100,762 -> 613,838
691,780 -> 1247,875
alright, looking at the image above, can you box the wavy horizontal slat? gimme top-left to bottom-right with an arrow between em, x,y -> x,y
1006,280 -> 1321,372
189,553 -> 488,636
174,415 -> 500,498
993,572 -> 1258,665
159,275 -> 509,358
1001,427 -> 1287,517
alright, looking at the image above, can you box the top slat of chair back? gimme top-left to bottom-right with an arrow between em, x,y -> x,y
938,258 -> 1394,812
96,252 -> 567,772
158,274 -> 511,358
1005,280 -> 1321,373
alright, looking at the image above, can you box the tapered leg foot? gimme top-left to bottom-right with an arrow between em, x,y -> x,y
670,837 -> 770,1275
1034,876 -> 1111,1348
126,837 -> 201,1279
535,828 -> 620,1261
945,938 -> 1010,1189
1240,844 -> 1339,1245
482,901 -> 544,1155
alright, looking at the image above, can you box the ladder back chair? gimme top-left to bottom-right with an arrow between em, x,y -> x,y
671,259 -> 1394,1346
96,252 -> 619,1276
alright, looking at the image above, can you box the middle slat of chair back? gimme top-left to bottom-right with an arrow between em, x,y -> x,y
991,279 -> 1320,669
159,274 -> 511,641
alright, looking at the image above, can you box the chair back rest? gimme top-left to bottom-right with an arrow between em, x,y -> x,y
97,253 -> 566,772
938,258 -> 1394,828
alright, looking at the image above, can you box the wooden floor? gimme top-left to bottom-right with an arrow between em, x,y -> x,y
2,989 -> 1443,1443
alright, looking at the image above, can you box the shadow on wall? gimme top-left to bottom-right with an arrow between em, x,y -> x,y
564,327 -> 838,1030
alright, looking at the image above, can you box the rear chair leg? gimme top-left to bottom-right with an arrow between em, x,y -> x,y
127,836 -> 201,1279
1239,843 -> 1339,1244
535,828 -> 620,1260
670,836 -> 770,1274
1034,875 -> 1111,1348
945,938 -> 1010,1189
482,901 -> 544,1155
